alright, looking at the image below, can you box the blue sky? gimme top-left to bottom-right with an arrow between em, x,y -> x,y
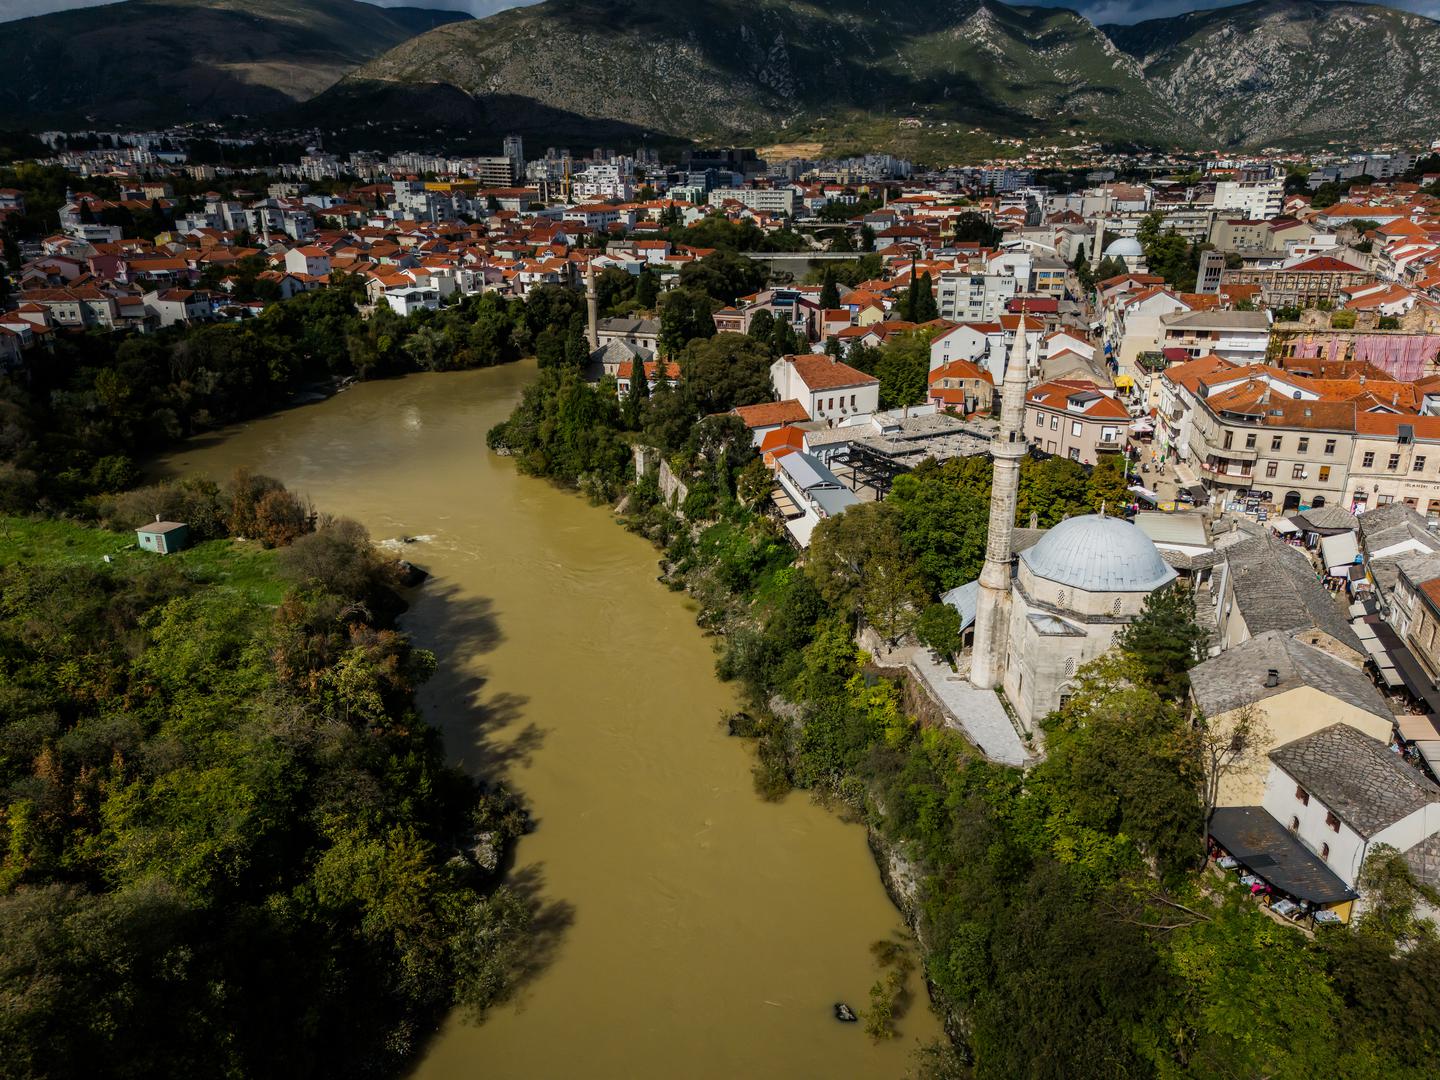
2,0 -> 1438,25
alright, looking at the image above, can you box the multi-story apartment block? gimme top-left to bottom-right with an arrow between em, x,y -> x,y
1024,379 -> 1131,464
1213,178 -> 1284,221
1159,309 -> 1271,363
1188,379 -> 1355,510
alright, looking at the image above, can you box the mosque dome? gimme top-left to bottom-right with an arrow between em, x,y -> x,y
1103,237 -> 1144,258
1019,514 -> 1177,593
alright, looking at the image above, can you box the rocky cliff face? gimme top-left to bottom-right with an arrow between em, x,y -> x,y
6,0 -> 1434,148
1105,0 -> 1440,146
329,0 -> 1184,144
329,0 -> 1439,149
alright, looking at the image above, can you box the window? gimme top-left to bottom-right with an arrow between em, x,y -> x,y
1035,411 -> 1043,427
1295,785 -> 1309,806
1324,439 -> 1336,455
1224,430 -> 1234,449
1112,597 -> 1122,615
1271,435 -> 1283,451
849,394 -> 856,408
1298,437 -> 1309,453
1363,451 -> 1376,467
1265,461 -> 1278,478
1319,466 -> 1330,482
1325,811 -> 1341,833
1321,843 -> 1330,861
1071,420 -> 1082,437
1379,493 -> 1395,506
1063,657 -> 1077,677
1292,464 -> 1305,480
1416,456 -> 1427,472
1050,415 -> 1059,430
1068,447 -> 1080,461
1056,589 -> 1067,607
1289,816 -> 1300,833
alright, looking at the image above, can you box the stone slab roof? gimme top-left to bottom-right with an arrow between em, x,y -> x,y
1189,630 -> 1389,722
1270,723 -> 1440,838
1224,533 -> 1362,653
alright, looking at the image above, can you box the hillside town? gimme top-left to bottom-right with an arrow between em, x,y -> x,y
6,121 -> 1440,1073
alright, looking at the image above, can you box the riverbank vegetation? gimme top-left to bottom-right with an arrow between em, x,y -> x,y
488,294 -> 1440,1078
0,479 -> 533,1078
0,276 -> 608,513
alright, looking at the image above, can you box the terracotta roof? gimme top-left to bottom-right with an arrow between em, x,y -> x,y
928,359 -> 993,384
783,354 -> 880,391
731,399 -> 811,428
760,425 -> 806,454
1026,379 -> 1129,419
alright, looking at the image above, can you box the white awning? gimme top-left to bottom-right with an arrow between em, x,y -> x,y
1320,531 -> 1360,574
1271,517 -> 1302,536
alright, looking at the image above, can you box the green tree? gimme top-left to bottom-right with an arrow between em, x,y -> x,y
1086,453 -> 1131,514
1115,585 -> 1205,700
658,287 -> 716,355
915,602 -> 963,659
635,266 -> 659,310
677,333 -> 775,414
818,271 -> 840,310
871,329 -> 935,410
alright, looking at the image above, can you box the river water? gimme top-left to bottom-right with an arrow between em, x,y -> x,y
155,362 -> 940,1078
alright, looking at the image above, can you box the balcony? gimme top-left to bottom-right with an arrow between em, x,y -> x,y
1201,457 -> 1255,483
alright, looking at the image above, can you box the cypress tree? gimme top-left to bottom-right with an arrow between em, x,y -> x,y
818,271 -> 840,310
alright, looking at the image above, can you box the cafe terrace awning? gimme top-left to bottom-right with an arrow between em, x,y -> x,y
1208,807 -> 1357,905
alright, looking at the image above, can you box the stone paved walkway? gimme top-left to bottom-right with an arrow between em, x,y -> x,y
864,631 -> 1034,767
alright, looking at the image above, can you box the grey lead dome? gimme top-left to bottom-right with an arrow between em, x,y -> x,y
1019,514 -> 1178,593
1103,237 -> 1145,258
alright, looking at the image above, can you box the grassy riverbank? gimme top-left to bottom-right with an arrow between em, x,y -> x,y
0,500 -> 532,1078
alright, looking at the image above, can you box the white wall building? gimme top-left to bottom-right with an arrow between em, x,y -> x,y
1213,179 -> 1284,221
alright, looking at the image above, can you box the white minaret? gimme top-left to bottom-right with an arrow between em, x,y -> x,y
969,315 -> 1032,690
585,259 -> 599,351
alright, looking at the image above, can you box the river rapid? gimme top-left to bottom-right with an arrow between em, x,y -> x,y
155,362 -> 940,1078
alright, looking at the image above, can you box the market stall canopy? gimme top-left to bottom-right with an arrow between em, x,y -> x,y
1397,714 -> 1440,742
1320,531 -> 1360,574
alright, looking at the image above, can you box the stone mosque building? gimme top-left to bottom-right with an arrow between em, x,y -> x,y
967,319 -> 1178,732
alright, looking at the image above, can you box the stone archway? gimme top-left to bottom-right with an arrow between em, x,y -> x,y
1283,490 -> 1302,512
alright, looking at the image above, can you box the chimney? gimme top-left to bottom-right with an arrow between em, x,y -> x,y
1264,669 -> 1280,688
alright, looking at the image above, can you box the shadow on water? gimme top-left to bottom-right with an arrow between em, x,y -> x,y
494,862 -> 578,1006
409,580 -> 548,787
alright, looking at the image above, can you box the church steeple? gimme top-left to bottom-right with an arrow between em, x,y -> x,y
969,314 -> 1032,691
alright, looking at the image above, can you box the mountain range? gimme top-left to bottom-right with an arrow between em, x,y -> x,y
0,0 -> 468,128
4,0 -> 1439,152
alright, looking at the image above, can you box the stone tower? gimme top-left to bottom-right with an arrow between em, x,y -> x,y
585,260 -> 599,351
969,316 -> 1032,690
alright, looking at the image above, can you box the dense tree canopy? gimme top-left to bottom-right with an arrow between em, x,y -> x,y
0,501 -> 532,1078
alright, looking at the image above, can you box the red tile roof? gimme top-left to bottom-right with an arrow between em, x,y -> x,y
731,399 -> 811,428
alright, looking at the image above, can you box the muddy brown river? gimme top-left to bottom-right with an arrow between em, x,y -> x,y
156,361 -> 940,1078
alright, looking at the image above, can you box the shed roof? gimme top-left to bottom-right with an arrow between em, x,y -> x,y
1208,807 -> 1357,904
137,521 -> 187,534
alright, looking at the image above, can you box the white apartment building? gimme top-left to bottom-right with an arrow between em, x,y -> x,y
707,187 -> 796,215
1213,179 -> 1284,221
